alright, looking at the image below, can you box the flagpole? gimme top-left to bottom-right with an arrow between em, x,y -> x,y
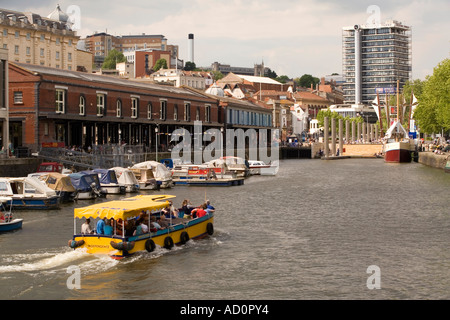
408,90 -> 413,132
377,92 -> 383,136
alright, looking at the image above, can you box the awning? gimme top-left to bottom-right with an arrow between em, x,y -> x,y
74,195 -> 175,220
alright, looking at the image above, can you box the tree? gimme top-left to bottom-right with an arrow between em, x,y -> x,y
414,58 -> 450,135
211,71 -> 224,81
153,58 -> 168,72
295,74 -> 320,88
102,49 -> 126,70
184,61 -> 196,71
266,68 -> 277,79
275,75 -> 290,84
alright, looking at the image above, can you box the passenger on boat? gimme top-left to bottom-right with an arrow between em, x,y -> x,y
115,218 -> 124,236
104,219 -> 114,236
206,200 -> 215,211
133,217 -> 149,236
124,219 -> 135,237
81,218 -> 94,234
196,203 -> 208,218
150,216 -> 162,231
162,200 -> 178,219
96,218 -> 106,234
157,215 -> 170,229
179,199 -> 194,218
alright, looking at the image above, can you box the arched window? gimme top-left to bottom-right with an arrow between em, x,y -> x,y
116,99 -> 122,118
79,95 -> 85,115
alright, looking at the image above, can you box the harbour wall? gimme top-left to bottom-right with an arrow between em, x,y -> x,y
418,152 -> 448,170
311,143 -> 382,158
0,158 -> 42,177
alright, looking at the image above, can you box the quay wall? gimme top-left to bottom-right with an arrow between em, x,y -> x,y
418,152 -> 448,170
311,143 -> 382,158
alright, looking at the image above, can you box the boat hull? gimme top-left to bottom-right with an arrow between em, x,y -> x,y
9,196 -> 60,209
72,215 -> 214,259
0,219 -> 23,232
384,142 -> 412,163
173,177 -> 244,186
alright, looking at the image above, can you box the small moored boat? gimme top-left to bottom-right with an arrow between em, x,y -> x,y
93,169 -> 126,194
111,167 -> 140,193
29,172 -> 77,202
0,177 -> 60,209
131,161 -> 173,188
69,195 -> 215,259
0,197 -> 23,233
69,172 -> 105,200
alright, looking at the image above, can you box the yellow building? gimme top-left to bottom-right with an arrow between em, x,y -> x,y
0,5 -> 84,71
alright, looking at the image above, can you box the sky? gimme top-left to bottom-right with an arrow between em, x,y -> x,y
2,0 -> 449,80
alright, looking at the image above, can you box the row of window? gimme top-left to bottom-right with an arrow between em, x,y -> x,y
227,108 -> 272,127
1,29 -> 74,45
55,88 -> 212,122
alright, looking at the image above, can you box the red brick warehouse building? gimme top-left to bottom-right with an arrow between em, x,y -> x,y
8,62 -> 222,153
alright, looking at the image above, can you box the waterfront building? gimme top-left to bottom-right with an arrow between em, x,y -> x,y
8,62 -> 221,153
152,68 -> 213,90
84,32 -> 179,70
342,20 -> 412,105
211,61 -> 268,77
0,5 -> 91,72
292,91 -> 331,119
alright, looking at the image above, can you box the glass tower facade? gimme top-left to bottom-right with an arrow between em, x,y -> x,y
342,20 -> 412,105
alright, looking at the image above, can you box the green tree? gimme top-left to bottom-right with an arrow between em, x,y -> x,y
211,71 -> 224,81
266,68 -> 277,79
295,74 -> 320,88
184,61 -> 196,71
153,58 -> 168,72
275,75 -> 290,84
102,49 -> 126,70
414,58 -> 450,134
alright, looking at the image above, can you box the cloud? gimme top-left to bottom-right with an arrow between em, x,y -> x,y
3,0 -> 448,80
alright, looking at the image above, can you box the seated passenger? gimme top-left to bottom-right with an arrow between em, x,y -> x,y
150,216 -> 162,231
133,218 -> 149,236
96,218 -> 106,234
81,218 -> 94,234
104,218 -> 113,236
162,200 -> 178,219
196,203 -> 208,218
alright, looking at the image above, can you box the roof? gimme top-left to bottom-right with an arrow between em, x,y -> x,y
238,74 -> 283,85
74,195 -> 175,220
11,62 -> 213,101
293,91 -> 330,103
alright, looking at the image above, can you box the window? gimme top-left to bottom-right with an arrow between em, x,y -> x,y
79,95 -> 85,115
26,47 -> 30,55
56,38 -> 60,45
131,96 -> 139,118
184,102 -> 191,121
174,105 -> 178,121
68,39 -> 72,46
26,32 -> 31,40
40,48 -> 44,57
96,93 -> 106,116
56,51 -> 60,60
116,100 -> 122,118
3,29 -> 7,37
205,105 -> 211,122
196,107 -> 200,121
14,45 -> 19,54
55,89 -> 66,113
147,103 -> 152,119
15,31 -> 19,38
40,34 -> 45,41
68,53 -> 72,61
14,91 -> 23,104
160,99 -> 167,120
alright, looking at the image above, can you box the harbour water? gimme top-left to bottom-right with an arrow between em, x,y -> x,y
0,158 -> 449,300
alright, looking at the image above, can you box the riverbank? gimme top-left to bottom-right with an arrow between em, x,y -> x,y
418,151 -> 449,170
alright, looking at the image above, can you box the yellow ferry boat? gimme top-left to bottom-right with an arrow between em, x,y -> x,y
69,195 -> 214,259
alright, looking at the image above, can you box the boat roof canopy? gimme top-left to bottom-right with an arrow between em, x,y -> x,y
74,195 -> 175,220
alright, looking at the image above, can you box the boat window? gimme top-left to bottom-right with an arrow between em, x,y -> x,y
0,182 -> 8,191
47,177 -> 57,185
24,182 -> 38,194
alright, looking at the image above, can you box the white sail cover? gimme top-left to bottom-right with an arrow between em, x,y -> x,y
384,120 -> 409,139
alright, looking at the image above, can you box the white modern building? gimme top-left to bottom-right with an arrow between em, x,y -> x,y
152,68 -> 213,89
342,20 -> 412,105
